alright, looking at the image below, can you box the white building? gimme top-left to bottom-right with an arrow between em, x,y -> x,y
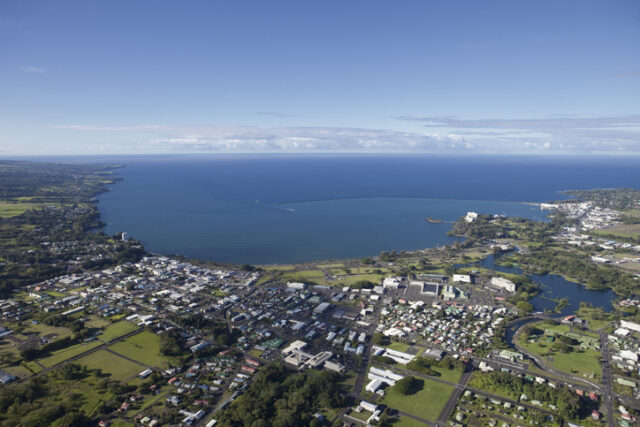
287,282 -> 307,290
490,277 -> 516,293
621,320 -> 640,333
314,302 -> 331,314
452,274 -> 472,283
465,212 -> 478,223
383,277 -> 402,289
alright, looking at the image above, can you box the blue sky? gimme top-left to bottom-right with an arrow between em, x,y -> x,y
1,0 -> 639,155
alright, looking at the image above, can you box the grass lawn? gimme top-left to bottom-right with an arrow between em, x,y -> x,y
23,323 -> 73,340
386,342 -> 411,352
78,349 -> 144,380
317,263 -> 345,268
85,316 -> 111,328
519,334 -> 601,379
23,360 -> 43,374
139,390 -> 169,411
349,409 -> 373,422
39,340 -> 102,367
431,366 -> 464,384
0,201 -> 49,218
109,330 -> 173,368
248,348 -> 263,358
381,378 -> 454,421
391,416 -> 430,427
98,321 -> 139,341
260,265 -> 295,271
338,372 -> 357,394
576,306 -> 615,331
2,364 -> 32,379
334,274 -> 384,286
279,269 -> 325,281
593,223 -> 640,238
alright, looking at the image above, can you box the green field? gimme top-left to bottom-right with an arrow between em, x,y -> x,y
23,323 -> 73,340
593,223 -> 640,238
334,274 -> 384,286
78,349 -> 144,380
381,378 -> 454,421
0,201 -> 49,218
518,331 -> 601,379
109,330 -> 172,368
391,416 -> 430,427
386,342 -> 411,352
431,365 -> 464,384
39,340 -> 102,367
98,321 -> 139,341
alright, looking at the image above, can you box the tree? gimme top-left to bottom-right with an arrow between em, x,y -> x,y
516,301 -> 534,313
393,376 -> 417,395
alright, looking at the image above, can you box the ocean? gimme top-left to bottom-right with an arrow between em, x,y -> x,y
96,154 -> 640,265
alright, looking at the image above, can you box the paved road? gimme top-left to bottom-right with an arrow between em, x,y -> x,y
351,297 -> 383,398
436,369 -> 472,426
600,332 -> 615,427
510,321 -> 601,390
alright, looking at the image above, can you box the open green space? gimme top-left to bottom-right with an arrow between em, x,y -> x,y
279,269 -> 325,281
431,365 -> 464,384
381,378 -> 454,421
1,364 -> 32,379
39,340 -> 102,367
576,305 -> 615,331
518,329 -> 601,379
0,201 -> 50,218
98,321 -> 139,341
385,341 -> 411,352
108,330 -> 172,368
260,264 -> 295,271
85,316 -> 111,328
391,416 -> 429,427
78,349 -> 144,380
334,273 -> 384,286
23,322 -> 73,340
593,223 -> 640,238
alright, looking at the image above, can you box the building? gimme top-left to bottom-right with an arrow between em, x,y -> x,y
282,340 -> 308,355
498,349 -> 523,363
0,370 -> 16,385
423,347 -> 445,361
465,212 -> 478,222
442,285 -> 457,300
121,232 -> 129,242
313,302 -> 331,314
621,320 -> 640,333
324,360 -> 345,373
287,282 -> 307,290
491,277 -> 516,293
383,277 -> 401,289
366,367 -> 404,393
452,274 -> 472,284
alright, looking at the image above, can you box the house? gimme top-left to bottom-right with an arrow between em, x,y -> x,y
0,370 -> 17,385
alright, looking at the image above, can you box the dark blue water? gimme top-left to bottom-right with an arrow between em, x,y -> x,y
476,254 -> 616,314
96,154 -> 640,265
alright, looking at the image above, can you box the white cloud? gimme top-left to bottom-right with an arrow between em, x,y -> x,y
55,124 -> 475,153
393,114 -> 640,154
21,66 -> 45,73
53,115 -> 640,155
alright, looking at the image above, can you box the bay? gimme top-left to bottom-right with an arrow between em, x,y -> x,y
96,154 -> 640,265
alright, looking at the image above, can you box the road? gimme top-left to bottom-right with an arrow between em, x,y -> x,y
436,369 -> 472,426
351,297 -> 383,399
600,332 -> 615,427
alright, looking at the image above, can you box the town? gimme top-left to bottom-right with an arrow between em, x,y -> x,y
1,163 -> 639,427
